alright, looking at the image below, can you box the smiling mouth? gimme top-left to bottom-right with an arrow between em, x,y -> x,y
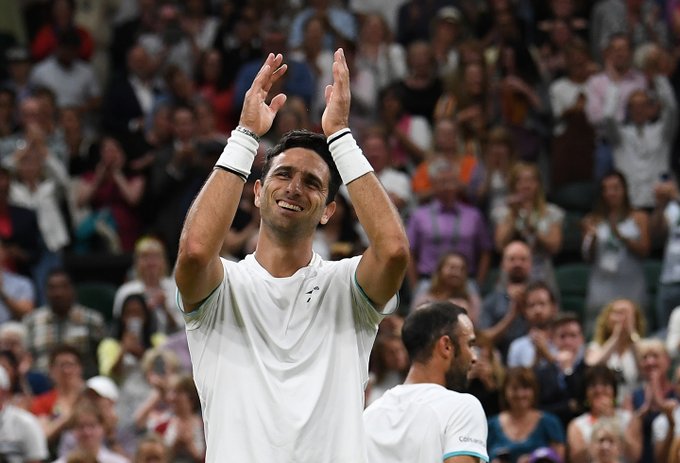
277,200 -> 303,212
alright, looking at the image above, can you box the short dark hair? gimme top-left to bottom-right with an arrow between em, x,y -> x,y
524,280 -> 555,303
401,301 -> 467,363
551,311 -> 581,330
48,344 -> 82,367
261,129 -> 341,204
585,365 -> 619,393
46,267 -> 72,283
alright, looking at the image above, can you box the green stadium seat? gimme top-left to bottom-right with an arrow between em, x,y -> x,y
560,294 -> 586,320
560,211 -> 585,261
481,268 -> 500,297
555,262 -> 590,297
550,181 -> 597,214
76,281 -> 118,322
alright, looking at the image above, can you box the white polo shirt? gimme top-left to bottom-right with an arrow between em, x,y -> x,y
363,383 -> 489,463
181,253 -> 396,462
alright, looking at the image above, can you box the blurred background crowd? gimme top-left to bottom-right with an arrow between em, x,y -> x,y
0,0 -> 680,462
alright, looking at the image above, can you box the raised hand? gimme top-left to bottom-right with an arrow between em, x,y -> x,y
239,53 -> 288,136
321,48 -> 351,137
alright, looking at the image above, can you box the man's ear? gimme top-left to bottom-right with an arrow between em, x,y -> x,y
319,200 -> 336,225
435,335 -> 453,360
254,179 -> 262,208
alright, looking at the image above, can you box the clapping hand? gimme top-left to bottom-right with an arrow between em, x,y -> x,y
239,53 -> 288,137
321,49 -> 351,137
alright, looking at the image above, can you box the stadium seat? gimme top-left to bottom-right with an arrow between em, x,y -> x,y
555,263 -> 590,322
550,181 -> 597,214
559,211 -> 585,263
76,281 -> 118,322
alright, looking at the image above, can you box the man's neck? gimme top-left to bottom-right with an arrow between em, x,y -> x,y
254,231 -> 314,278
403,362 -> 445,387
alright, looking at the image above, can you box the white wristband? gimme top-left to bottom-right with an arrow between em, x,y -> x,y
327,128 -> 373,185
215,128 -> 259,182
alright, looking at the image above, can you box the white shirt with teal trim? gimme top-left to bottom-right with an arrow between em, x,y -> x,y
363,383 -> 489,463
179,253 -> 396,463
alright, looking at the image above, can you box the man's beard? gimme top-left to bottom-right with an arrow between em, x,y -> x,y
445,368 -> 468,391
507,268 -> 527,284
444,348 -> 469,391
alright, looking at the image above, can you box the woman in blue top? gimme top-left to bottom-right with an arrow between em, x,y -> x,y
487,367 -> 566,462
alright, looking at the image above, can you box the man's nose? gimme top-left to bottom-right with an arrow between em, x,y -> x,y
287,175 -> 303,194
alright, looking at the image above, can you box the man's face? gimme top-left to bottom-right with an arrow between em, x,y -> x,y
523,288 -> 555,328
552,321 -> 583,353
445,314 -> 476,390
502,242 -> 531,283
46,273 -> 75,313
255,148 -> 335,240
431,167 -> 460,203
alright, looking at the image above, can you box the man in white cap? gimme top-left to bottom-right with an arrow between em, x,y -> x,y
0,364 -> 49,462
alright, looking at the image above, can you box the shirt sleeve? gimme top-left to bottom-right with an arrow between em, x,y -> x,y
443,394 -> 489,462
349,255 -> 398,328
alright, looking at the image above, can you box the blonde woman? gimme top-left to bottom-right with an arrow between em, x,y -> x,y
589,419 -> 624,463
492,162 -> 564,289
585,298 -> 645,403
411,251 -> 481,323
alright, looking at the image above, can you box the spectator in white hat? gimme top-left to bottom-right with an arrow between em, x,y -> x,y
58,375 -> 133,460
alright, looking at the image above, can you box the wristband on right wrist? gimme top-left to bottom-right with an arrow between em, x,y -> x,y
327,128 -> 373,185
214,128 -> 259,182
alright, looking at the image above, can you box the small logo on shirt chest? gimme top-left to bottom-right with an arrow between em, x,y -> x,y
305,286 -> 320,302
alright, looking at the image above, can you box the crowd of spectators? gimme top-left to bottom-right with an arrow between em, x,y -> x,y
0,0 -> 680,461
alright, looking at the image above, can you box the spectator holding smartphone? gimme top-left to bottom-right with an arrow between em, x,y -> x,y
99,292 -> 168,455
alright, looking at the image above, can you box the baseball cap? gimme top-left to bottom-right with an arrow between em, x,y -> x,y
86,376 -> 119,402
0,365 -> 9,391
528,447 -> 562,463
